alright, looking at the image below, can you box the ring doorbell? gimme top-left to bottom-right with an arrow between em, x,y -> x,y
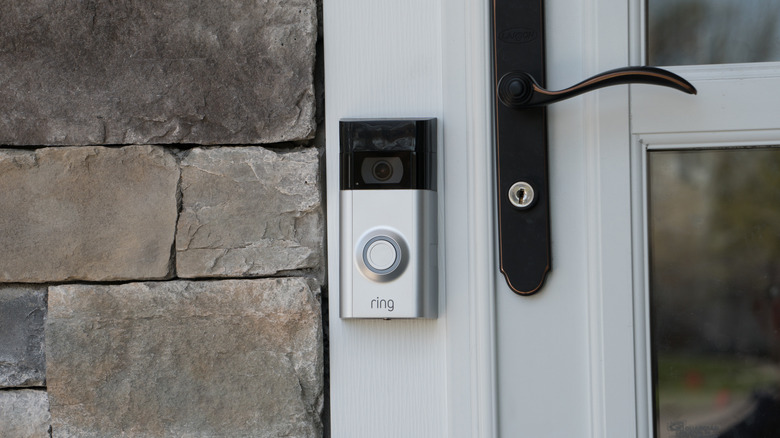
340,118 -> 438,319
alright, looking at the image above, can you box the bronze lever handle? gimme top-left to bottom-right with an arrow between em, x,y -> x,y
497,66 -> 697,109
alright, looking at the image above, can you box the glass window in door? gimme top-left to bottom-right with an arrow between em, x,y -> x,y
649,147 -> 780,438
648,0 -> 780,65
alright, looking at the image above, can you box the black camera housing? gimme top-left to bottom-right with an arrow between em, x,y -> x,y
340,119 -> 437,190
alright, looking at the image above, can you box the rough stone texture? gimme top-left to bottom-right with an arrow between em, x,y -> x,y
0,146 -> 178,282
0,389 -> 51,438
0,286 -> 47,387
46,279 -> 323,437
176,147 -> 322,278
0,0 -> 316,145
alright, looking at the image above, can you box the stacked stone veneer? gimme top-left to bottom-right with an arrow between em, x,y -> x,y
0,1 -> 323,437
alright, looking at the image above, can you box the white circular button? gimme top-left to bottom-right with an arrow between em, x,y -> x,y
356,231 -> 407,281
366,239 -> 397,271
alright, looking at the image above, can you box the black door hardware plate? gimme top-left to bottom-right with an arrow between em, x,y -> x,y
491,0 -> 696,295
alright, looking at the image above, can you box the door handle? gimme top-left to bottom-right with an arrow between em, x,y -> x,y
491,0 -> 698,295
497,66 -> 696,108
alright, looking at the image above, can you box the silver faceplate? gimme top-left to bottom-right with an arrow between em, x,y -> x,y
340,190 -> 438,318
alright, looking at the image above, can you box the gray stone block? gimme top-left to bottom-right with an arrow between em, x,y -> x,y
176,147 -> 322,278
0,0 -> 316,145
0,286 -> 47,388
0,389 -> 51,438
0,146 -> 178,282
46,279 -> 323,437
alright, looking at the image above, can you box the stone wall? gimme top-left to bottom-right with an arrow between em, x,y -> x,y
0,1 -> 324,437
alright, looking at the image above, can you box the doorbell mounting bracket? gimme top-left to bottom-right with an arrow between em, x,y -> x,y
339,118 -> 438,319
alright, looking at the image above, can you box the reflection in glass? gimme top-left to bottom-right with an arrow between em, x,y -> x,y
648,0 -> 780,65
649,147 -> 780,438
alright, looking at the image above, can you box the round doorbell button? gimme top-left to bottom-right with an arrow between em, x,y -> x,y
355,230 -> 408,282
362,236 -> 402,275
366,239 -> 397,271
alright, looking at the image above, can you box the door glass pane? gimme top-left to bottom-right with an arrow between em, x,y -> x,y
648,0 -> 780,65
649,147 -> 780,438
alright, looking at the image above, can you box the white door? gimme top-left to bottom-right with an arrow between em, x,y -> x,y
324,0 -> 780,436
494,0 -> 780,436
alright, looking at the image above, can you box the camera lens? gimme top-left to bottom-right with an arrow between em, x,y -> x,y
360,157 -> 403,184
372,160 -> 393,181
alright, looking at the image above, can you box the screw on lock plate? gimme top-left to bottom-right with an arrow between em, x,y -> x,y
508,181 -> 535,209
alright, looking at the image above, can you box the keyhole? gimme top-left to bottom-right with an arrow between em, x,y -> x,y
508,181 -> 535,209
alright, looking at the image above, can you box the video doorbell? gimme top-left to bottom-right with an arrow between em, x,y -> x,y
340,119 -> 438,319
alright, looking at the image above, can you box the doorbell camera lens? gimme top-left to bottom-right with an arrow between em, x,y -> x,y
372,160 -> 393,181
360,156 -> 404,184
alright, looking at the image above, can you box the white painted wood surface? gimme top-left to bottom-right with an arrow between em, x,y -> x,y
494,0 -> 607,436
324,0 -> 446,434
440,0 -> 499,436
324,0 -> 497,435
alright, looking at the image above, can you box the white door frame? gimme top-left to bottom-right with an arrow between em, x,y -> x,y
324,0 -> 497,436
583,0 -> 637,436
440,0 -> 499,435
